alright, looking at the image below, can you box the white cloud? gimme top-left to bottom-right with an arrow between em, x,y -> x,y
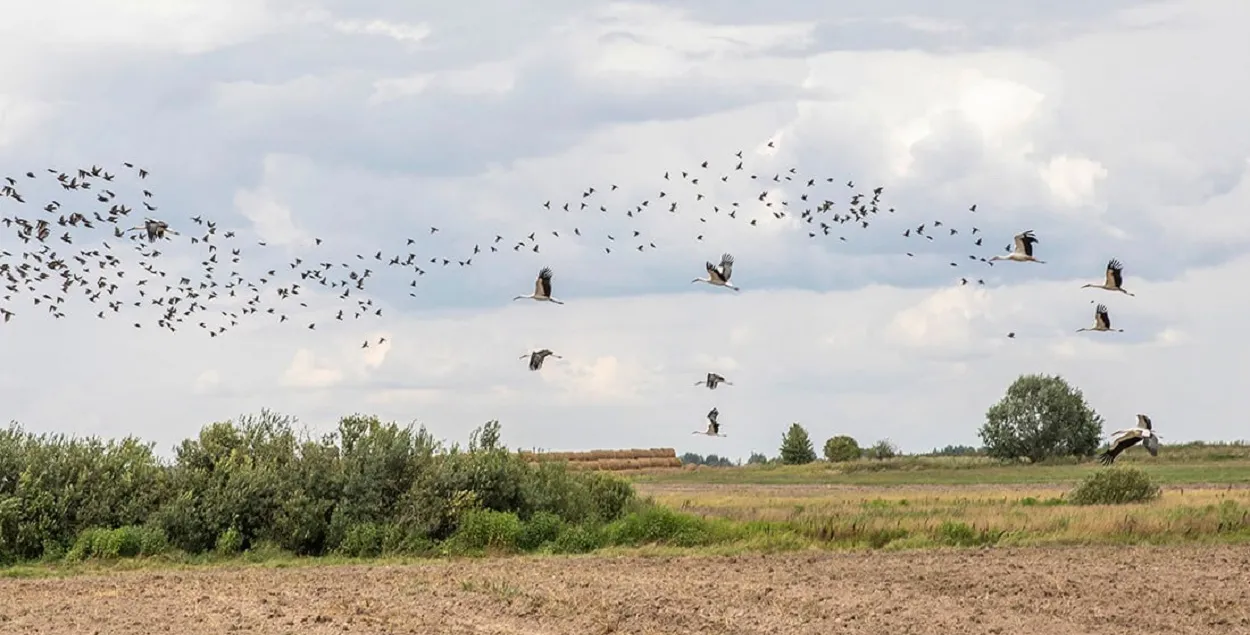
193,370 -> 221,395
1039,155 -> 1108,209
282,349 -> 343,389
330,18 -> 432,44
3,0 -> 1250,461
233,156 -> 312,248
0,0 -> 286,55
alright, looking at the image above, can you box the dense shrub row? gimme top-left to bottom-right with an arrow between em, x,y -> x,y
0,411 -> 640,565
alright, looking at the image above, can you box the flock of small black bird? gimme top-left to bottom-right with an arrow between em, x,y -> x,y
0,141 -> 1154,453
0,144 -> 997,335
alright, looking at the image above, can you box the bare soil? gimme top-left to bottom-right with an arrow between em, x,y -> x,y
3,546 -> 1248,634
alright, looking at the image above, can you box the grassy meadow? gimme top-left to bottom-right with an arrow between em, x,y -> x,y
625,441 -> 1250,550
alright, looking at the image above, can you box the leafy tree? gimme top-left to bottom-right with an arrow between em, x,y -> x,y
679,452 -> 703,465
680,453 -> 734,467
822,435 -> 862,462
746,452 -> 768,465
979,373 -> 1103,462
866,439 -> 899,460
779,423 -> 817,465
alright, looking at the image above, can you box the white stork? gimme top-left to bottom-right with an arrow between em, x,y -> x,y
1077,303 -> 1123,333
692,253 -> 739,291
521,349 -> 561,371
1082,259 -> 1135,296
694,372 -> 732,390
126,218 -> 178,243
988,230 -> 1044,264
1098,414 -> 1161,465
513,267 -> 563,304
692,407 -> 725,436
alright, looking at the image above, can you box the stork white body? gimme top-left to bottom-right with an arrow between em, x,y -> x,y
1082,259 -> 1134,296
692,407 -> 725,436
695,372 -> 732,390
692,253 -> 739,291
989,230 -> 1044,264
1098,414 -> 1161,465
126,218 -> 178,243
521,349 -> 562,371
514,267 -> 563,304
1077,303 -> 1123,333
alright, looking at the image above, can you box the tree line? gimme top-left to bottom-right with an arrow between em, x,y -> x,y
715,373 -> 1150,466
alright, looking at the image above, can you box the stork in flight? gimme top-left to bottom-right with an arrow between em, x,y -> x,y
692,253 -> 739,291
989,230 -> 1044,264
126,218 -> 178,243
513,267 -> 563,304
1077,303 -> 1123,333
521,349 -> 561,371
1098,414 -> 1161,465
1082,259 -> 1135,296
694,372 -> 732,390
693,407 -> 725,436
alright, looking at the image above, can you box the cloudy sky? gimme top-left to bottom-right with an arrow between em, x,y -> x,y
1,0 -> 1247,460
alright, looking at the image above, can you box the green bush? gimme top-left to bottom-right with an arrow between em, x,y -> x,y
583,472 -> 634,522
452,509 -> 522,552
866,439 -> 899,460
0,415 -> 639,564
603,505 -> 717,548
215,527 -> 244,556
518,512 -> 564,551
337,522 -> 384,558
1069,467 -> 1162,505
823,436 -> 862,462
935,521 -> 1002,547
551,524 -> 601,554
65,526 -> 168,561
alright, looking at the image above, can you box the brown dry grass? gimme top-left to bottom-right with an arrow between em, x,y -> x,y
519,447 -> 678,470
565,457 -> 682,472
3,547 -> 1247,634
637,482 -> 1250,546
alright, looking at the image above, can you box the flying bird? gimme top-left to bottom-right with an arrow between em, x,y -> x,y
126,219 -> 178,243
513,267 -> 563,304
694,372 -> 732,390
1082,259 -> 1135,296
692,253 -> 739,291
1098,414 -> 1161,465
693,407 -> 724,436
521,349 -> 561,371
1077,303 -> 1123,333
989,230 -> 1044,264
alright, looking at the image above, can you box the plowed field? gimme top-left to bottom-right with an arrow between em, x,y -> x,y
3,545 -> 1248,634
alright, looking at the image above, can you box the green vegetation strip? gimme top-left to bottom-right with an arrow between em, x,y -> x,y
3,413 -> 1250,578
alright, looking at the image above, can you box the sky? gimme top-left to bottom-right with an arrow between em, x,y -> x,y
2,0 -> 1248,461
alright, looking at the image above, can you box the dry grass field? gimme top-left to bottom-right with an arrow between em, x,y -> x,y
637,481 -> 1250,547
2,546 -> 1248,634
518,447 -> 683,472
